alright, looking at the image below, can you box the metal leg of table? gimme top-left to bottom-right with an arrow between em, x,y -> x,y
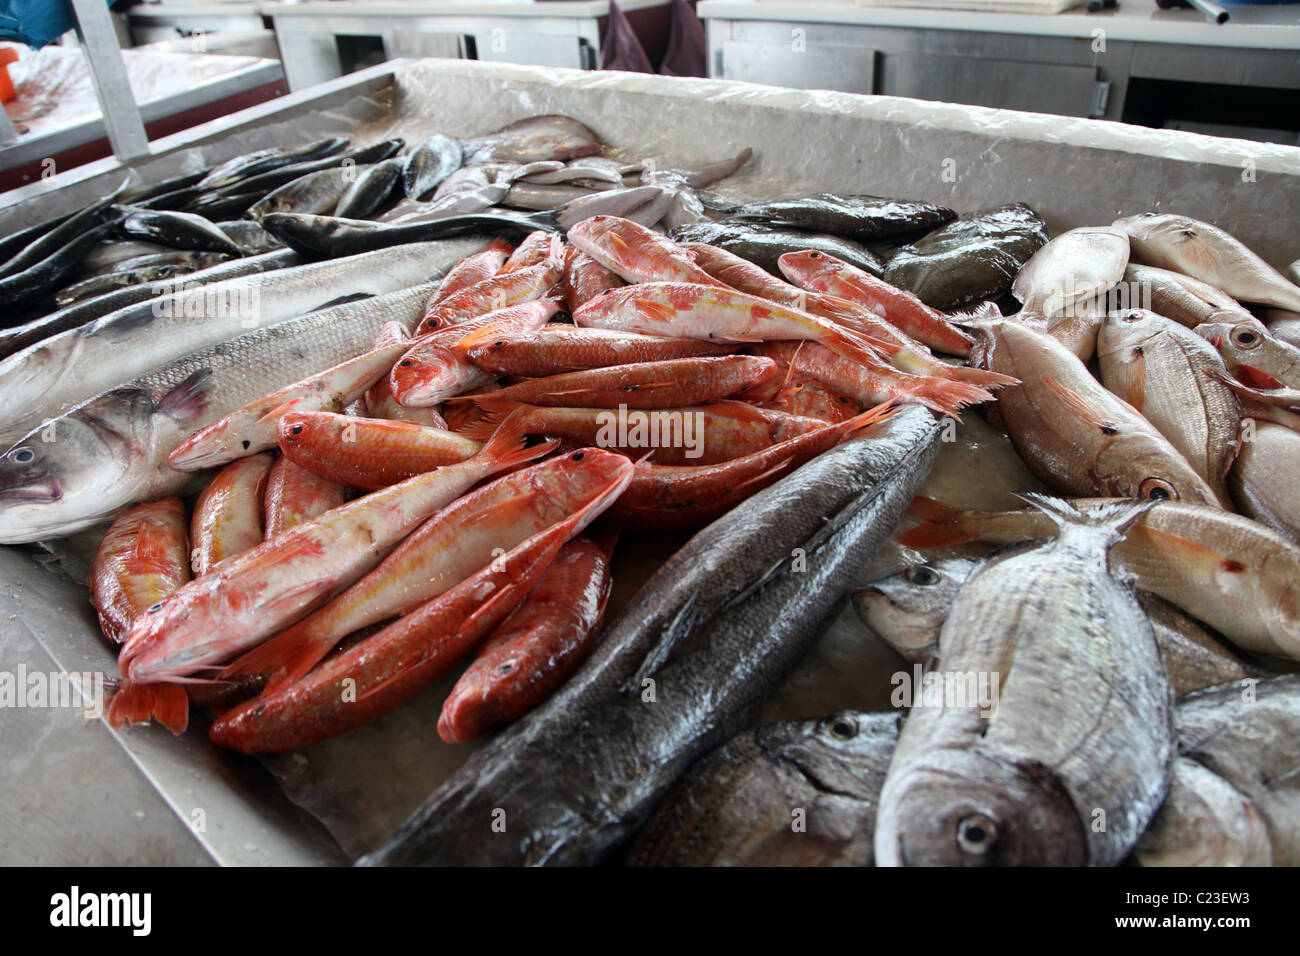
68,0 -> 151,161
0,107 -> 17,148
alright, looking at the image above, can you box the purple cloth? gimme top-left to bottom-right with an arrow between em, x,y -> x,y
659,0 -> 707,78
599,0 -> 654,74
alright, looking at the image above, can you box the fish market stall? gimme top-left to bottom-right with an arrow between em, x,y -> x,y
0,57 -> 1298,867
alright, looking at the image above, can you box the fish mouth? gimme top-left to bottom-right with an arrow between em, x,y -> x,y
0,482 -> 62,505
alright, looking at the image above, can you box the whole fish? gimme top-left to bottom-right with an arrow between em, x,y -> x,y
196,136 -> 350,191
1011,226 -> 1129,319
896,495 -> 1300,659
422,239 -> 514,311
1198,320 -> 1300,393
463,326 -> 735,377
727,193 -> 954,242
1116,213 -> 1300,311
670,220 -> 885,278
854,554 -> 1260,698
0,222 -> 119,311
884,203 -> 1048,311
168,338 -> 412,470
561,249 -> 624,312
247,165 -> 363,220
503,182 -> 604,211
0,283 -> 436,544
334,157 -> 404,219
0,212 -> 71,267
500,231 -> 558,273
1136,676 -> 1300,867
117,418 -> 550,684
259,210 -> 552,260
876,497 -> 1172,866
0,195 -> 122,279
1097,309 -> 1240,506
190,454 -> 274,576
263,455 -> 346,540
554,186 -> 671,232
219,448 -> 628,693
119,208 -> 242,256
460,115 -> 601,165
439,534 -> 615,743
403,134 -> 464,200
362,322 -> 448,429
460,399 -> 825,465
278,412 -> 480,490
974,319 -> 1221,505
779,250 -> 974,357
201,139 -> 403,203
448,356 -> 777,410
1230,420 -> 1300,542
573,281 -> 884,368
89,498 -> 191,646
360,405 -> 940,865
567,215 -> 726,287
215,220 -> 283,256
627,711 -> 898,867
0,239 -> 476,445
418,257 -> 563,334
1123,263 -> 1257,329
80,239 -> 176,274
111,249 -> 233,275
526,156 -> 626,187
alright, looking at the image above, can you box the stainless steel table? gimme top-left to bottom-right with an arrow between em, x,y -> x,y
126,1 -> 269,46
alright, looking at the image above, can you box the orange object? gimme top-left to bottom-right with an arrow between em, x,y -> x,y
0,47 -> 17,103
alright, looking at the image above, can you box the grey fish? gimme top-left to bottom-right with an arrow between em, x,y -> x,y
727,193 -> 954,242
622,189 -> 676,229
854,555 -> 1259,698
523,157 -> 625,188
80,240 -> 175,275
875,496 -> 1172,866
186,190 -> 263,222
119,208 -> 243,255
196,136 -> 350,191
360,406 -> 941,866
1116,212 -> 1300,312
0,249 -> 299,360
1138,675 -> 1300,866
1012,226 -> 1130,319
111,250 -> 231,275
642,147 -> 754,190
554,185 -> 669,231
0,191 -> 123,280
54,263 -> 204,307
259,211 -> 551,260
335,157 -> 405,219
0,240 -> 475,449
214,220 -> 283,256
0,282 -> 437,544
461,114 -> 601,165
201,139 -> 404,203
669,221 -> 885,277
627,711 -> 898,867
0,213 -> 72,265
1231,420 -> 1300,543
502,182 -> 605,212
1123,263 -> 1257,330
402,134 -> 463,200
247,165 -> 364,221
0,223 -> 120,312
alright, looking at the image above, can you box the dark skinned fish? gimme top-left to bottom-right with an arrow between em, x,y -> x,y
0,191 -> 124,280
205,139 -> 404,204
360,406 -> 941,866
726,193 -> 954,242
119,208 -> 242,255
669,221 -> 885,277
196,136 -> 350,191
0,223 -> 120,312
247,165 -> 362,221
214,221 -> 283,256
335,157 -> 404,219
403,133 -> 464,200
627,711 -> 898,866
260,210 -> 554,259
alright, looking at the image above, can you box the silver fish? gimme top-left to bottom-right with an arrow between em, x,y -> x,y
402,133 -> 463,200
1123,263 -> 1257,330
1011,226 -> 1130,319
1136,758 -> 1273,866
334,157 -> 404,219
1231,420 -> 1300,543
554,185 -> 668,231
247,165 -> 364,220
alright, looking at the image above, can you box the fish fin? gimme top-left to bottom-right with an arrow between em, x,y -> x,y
1213,372 -> 1300,409
1015,493 -> 1153,537
942,364 -> 1020,389
905,377 -> 991,419
217,624 -> 311,689
1174,228 -> 1221,276
477,409 -> 559,471
1041,375 -> 1114,428
132,519 -> 174,570
456,399 -> 524,441
1127,524 -> 1242,579
620,592 -> 699,696
894,496 -> 977,549
633,297 -> 679,325
105,681 -> 189,735
155,370 -> 214,425
1120,346 -> 1148,411
1235,365 -> 1287,391
453,320 -> 517,352
708,399 -> 773,424
607,232 -> 636,263
256,399 -> 302,425
823,326 -> 889,367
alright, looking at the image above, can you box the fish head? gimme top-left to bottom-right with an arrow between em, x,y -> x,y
389,341 -> 459,405
0,390 -> 157,544
278,410 -> 335,451
1097,307 -> 1166,357
1112,212 -> 1187,243
876,748 -> 1089,866
527,447 -> 635,515
1195,320 -> 1265,365
852,557 -> 978,660
776,249 -> 839,287
760,712 -> 899,801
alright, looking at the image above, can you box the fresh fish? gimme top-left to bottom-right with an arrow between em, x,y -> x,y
53,263 -> 202,308
503,181 -> 604,212
1011,226 -> 1129,319
1123,263 -> 1258,329
438,533 -> 615,743
424,238 -> 514,309
362,322 -> 448,429
360,405 -> 940,865
111,249 -> 233,275
263,455 -> 346,540
196,136 -> 350,191
0,222 -> 119,311
0,194 -> 122,280
727,193 -> 954,242
201,139 -> 403,203
884,203 -> 1048,311
524,158 -> 625,187
640,147 -> 754,191
896,495 -> 1300,659
417,258 -> 565,334
449,355 -> 777,410
1116,212 -> 1300,311
80,239 -> 176,274
403,134 -> 464,200
463,326 -> 734,378
555,187 -> 671,232
560,249 -> 624,312
500,231 -> 559,273
334,157 -> 404,219
190,454 -> 274,576
460,115 -> 601,165
247,165 -> 364,221
0,212 -> 72,266
0,283 -> 437,543
1136,676 -> 1300,867
1268,312 -> 1300,351
567,214 -> 725,286
1198,320 -> 1300,393
0,239 -> 476,445
627,711 -> 897,866
261,210 -> 552,261
278,412 -> 480,490
119,208 -> 242,256
762,377 -> 860,423
89,498 -> 191,646
1097,309 -> 1240,506
876,497 -> 1171,867
214,220 -> 283,256
186,190 -> 263,222
670,221 -> 885,278
973,319 -> 1222,505
1230,420 -> 1300,542
779,250 -> 974,356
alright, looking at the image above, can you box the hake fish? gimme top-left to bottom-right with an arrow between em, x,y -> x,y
875,497 -> 1172,867
360,405 -> 941,866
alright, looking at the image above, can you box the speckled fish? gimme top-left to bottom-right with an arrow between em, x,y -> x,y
190,454 -> 274,576
1010,226 -> 1129,319
90,498 -> 191,646
560,248 -> 624,312
627,711 -> 898,866
670,220 -> 885,278
418,257 -> 563,335
1116,213 -> 1300,311
876,497 -> 1171,867
403,134 -> 464,200
1123,263 -> 1258,330
462,325 -> 736,378
460,115 -> 601,165
1199,321 -> 1300,393
262,455 -> 346,540
439,533 -> 616,743
974,319 -> 1221,505
1136,675 -> 1300,867
53,262 -> 206,307
728,193 -> 954,242
1230,420 -> 1300,543
120,208 -> 242,256
884,203 -> 1049,311
1097,309 -> 1240,506
567,215 -> 726,287
334,157 -> 404,219
896,495 -> 1300,659
278,411 -> 481,490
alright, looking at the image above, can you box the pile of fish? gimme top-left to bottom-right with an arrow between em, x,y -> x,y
2,112 -> 1298,868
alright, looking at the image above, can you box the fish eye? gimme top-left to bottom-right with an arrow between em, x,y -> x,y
425,319 -> 441,329
807,252 -> 821,259
1139,478 -> 1177,501
570,451 -> 585,461
905,565 -> 941,586
957,813 -> 998,856
1123,311 -> 1143,323
1231,328 -> 1260,349
826,715 -> 858,740
146,602 -> 163,613
289,424 -> 304,436
399,359 -> 413,367
495,662 -> 515,677
8,447 -> 35,464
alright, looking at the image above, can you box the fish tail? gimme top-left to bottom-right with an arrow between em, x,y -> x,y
894,495 -> 979,549
105,680 -> 189,735
1015,492 -> 1153,540
941,365 -> 1020,389
900,376 -> 993,418
822,326 -> 889,367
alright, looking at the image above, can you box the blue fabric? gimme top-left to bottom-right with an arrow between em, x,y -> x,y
0,0 -> 115,50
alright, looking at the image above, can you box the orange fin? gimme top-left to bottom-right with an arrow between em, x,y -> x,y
1120,347 -> 1148,411
105,681 -> 189,735
256,398 -> 302,426
633,297 -> 679,325
1042,375 -> 1113,429
894,495 -> 976,549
